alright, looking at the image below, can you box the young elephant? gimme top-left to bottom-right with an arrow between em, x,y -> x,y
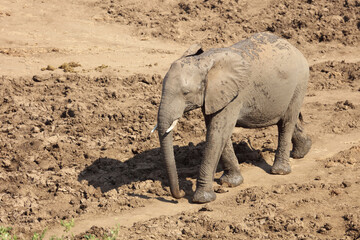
156,32 -> 312,203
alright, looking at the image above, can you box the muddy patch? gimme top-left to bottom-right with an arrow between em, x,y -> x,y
99,0 -> 360,47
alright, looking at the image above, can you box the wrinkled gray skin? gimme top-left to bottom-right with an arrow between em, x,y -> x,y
157,32 -> 312,203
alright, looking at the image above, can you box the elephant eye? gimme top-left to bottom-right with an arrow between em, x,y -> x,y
183,90 -> 190,96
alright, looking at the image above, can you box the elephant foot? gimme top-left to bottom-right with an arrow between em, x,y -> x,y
219,172 -> 244,187
271,161 -> 291,175
192,189 -> 216,203
291,137 -> 312,159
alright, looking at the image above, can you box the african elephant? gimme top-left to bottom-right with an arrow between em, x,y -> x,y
155,32 -> 312,203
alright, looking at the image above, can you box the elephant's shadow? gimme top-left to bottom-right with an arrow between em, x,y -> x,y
78,141 -> 273,199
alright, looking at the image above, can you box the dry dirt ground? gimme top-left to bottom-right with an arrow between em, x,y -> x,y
0,0 -> 360,239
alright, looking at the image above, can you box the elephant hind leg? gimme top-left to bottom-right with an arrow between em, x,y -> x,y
219,138 -> 244,187
291,122 -> 312,159
271,82 -> 308,175
271,118 -> 296,175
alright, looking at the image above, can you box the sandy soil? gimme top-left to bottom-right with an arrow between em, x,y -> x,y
0,0 -> 359,239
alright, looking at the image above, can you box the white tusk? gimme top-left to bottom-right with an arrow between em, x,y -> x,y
150,124 -> 158,134
166,119 -> 178,133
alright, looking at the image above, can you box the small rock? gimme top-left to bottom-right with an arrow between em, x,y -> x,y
31,126 -> 40,133
199,205 -> 213,212
324,223 -> 332,230
214,186 -> 228,193
94,187 -> 102,198
56,76 -> 66,83
272,185 -> 285,194
330,189 -> 341,196
2,159 -> 11,167
314,176 -> 321,180
33,75 -> 50,82
60,111 -> 67,118
59,62 -> 81,73
32,75 -> 42,82
318,223 -> 332,233
67,109 -> 75,117
259,217 -> 268,225
61,109 -> 75,118
41,65 -> 56,71
344,100 -> 355,109
100,144 -> 108,151
44,118 -> 53,125
2,126 -> 14,133
342,181 -> 352,188
332,126 -> 341,133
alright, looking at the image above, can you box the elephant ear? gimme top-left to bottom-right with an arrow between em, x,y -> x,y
182,44 -> 204,57
204,53 -> 248,115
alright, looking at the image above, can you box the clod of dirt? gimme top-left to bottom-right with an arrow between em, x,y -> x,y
94,64 -> 109,72
60,109 -> 76,118
1,159 -> 11,168
41,65 -> 56,71
317,223 -> 333,233
325,145 -> 360,168
59,62 -> 82,72
73,226 -> 109,240
31,126 -> 41,133
342,181 -> 352,188
199,205 -> 213,212
335,100 -> 356,111
0,10 -> 11,17
32,74 -> 51,82
314,176 -> 321,180
214,185 -> 229,193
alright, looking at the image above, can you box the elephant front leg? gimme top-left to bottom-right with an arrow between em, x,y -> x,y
271,119 -> 296,175
193,107 -> 239,203
219,138 -> 244,187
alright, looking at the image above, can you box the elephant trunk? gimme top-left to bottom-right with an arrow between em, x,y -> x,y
157,102 -> 185,199
158,130 -> 184,199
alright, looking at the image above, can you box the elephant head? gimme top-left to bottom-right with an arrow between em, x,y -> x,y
156,44 -> 248,199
